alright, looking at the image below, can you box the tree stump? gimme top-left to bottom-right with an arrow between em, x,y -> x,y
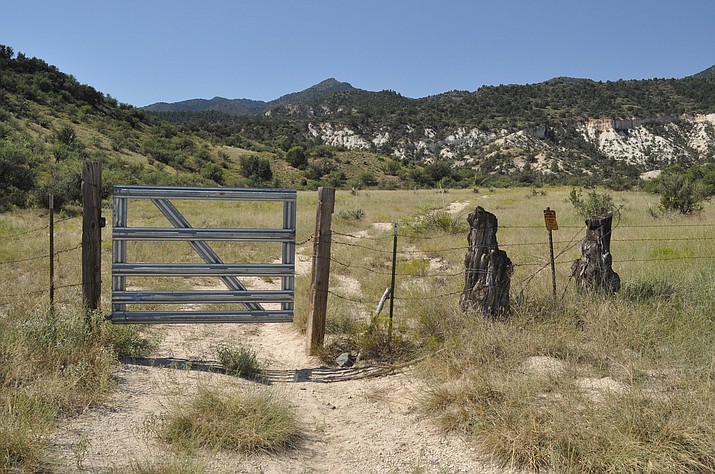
460,206 -> 513,317
571,212 -> 621,294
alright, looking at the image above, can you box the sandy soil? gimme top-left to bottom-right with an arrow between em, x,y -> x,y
48,201 -> 522,473
49,319 -> 522,473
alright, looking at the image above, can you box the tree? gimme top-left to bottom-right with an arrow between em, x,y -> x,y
200,162 -> 225,184
0,141 -> 35,211
239,155 -> 273,183
285,146 -> 307,169
0,44 -> 14,60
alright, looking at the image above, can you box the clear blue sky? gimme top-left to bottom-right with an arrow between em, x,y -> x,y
2,1 -> 713,107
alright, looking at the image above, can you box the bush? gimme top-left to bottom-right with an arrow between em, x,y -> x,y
656,171 -> 708,215
568,188 -> 618,217
285,146 -> 307,169
238,155 -> 272,183
0,141 -> 36,211
216,344 -> 265,379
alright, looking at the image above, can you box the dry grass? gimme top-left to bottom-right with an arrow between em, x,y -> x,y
2,186 -> 714,471
158,386 -> 302,454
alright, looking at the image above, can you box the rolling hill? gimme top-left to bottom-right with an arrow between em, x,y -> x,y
2,42 -> 715,212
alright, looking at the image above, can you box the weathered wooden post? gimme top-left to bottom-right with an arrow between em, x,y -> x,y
571,212 -> 620,294
81,161 -> 102,312
307,187 -> 335,355
460,206 -> 513,317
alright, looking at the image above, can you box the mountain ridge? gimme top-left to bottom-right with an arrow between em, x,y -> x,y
2,42 -> 715,211
144,64 -> 715,116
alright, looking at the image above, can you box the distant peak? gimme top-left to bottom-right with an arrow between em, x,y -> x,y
690,64 -> 715,79
311,78 -> 354,90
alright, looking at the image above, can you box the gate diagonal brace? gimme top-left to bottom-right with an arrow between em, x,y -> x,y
151,198 -> 264,311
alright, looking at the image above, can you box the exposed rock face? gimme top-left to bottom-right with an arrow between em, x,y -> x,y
307,123 -> 370,150
578,114 -> 715,166
305,114 -> 715,176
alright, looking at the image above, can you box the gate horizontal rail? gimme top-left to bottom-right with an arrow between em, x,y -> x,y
111,185 -> 297,324
113,290 -> 294,304
112,310 -> 295,324
113,263 -> 294,277
113,227 -> 295,241
114,186 -> 295,201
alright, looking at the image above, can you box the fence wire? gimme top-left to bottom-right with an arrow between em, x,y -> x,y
324,220 -> 714,307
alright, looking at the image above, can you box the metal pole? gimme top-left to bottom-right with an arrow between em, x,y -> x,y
49,194 -> 54,308
388,223 -> 398,351
548,228 -> 556,297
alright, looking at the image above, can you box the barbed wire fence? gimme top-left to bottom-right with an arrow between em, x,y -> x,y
0,213 -> 83,306
322,219 -> 715,314
4,192 -> 714,327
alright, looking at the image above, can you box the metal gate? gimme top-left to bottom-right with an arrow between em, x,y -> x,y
111,185 -> 296,324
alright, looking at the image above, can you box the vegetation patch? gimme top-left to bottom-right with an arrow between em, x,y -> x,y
0,302 -> 154,472
216,344 -> 265,379
159,386 -> 301,454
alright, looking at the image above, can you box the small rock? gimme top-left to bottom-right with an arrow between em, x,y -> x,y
335,352 -> 354,367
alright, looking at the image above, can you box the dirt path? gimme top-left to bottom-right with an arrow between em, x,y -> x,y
50,319 -> 521,473
49,201 -> 521,473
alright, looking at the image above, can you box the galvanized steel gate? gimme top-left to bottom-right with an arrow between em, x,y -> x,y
110,186 -> 296,324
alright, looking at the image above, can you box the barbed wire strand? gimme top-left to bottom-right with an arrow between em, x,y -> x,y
0,214 -> 82,241
0,282 -> 83,305
0,242 -> 82,266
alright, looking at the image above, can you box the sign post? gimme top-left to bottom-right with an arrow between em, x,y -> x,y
543,207 -> 558,297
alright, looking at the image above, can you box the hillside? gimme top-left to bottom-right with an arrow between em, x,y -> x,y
150,68 -> 715,190
691,64 -> 715,79
2,43 -> 715,213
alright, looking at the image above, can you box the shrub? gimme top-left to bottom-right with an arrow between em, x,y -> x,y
568,188 -> 618,217
336,208 -> 364,220
656,171 -> 708,215
239,155 -> 273,183
285,146 -> 307,169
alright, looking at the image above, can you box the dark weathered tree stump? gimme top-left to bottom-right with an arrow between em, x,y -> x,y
571,212 -> 621,294
460,206 -> 513,317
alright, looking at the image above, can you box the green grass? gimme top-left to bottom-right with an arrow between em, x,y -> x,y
158,386 -> 301,454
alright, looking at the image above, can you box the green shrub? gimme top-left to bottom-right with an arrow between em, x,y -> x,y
336,208 -> 364,220
239,155 -> 273,183
656,171 -> 708,215
568,188 -> 618,217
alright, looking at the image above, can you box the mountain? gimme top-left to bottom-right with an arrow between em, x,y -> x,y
143,78 -> 356,117
145,97 -> 266,116
691,64 -> 715,79
143,63 -> 715,190
2,43 -> 715,212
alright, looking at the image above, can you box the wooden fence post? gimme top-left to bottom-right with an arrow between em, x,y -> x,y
460,206 -> 513,317
306,187 -> 335,355
82,161 -> 102,312
571,212 -> 620,294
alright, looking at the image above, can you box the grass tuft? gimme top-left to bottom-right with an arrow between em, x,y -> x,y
159,386 -> 301,454
216,344 -> 265,379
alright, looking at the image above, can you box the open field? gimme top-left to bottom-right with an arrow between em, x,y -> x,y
1,187 -> 714,472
